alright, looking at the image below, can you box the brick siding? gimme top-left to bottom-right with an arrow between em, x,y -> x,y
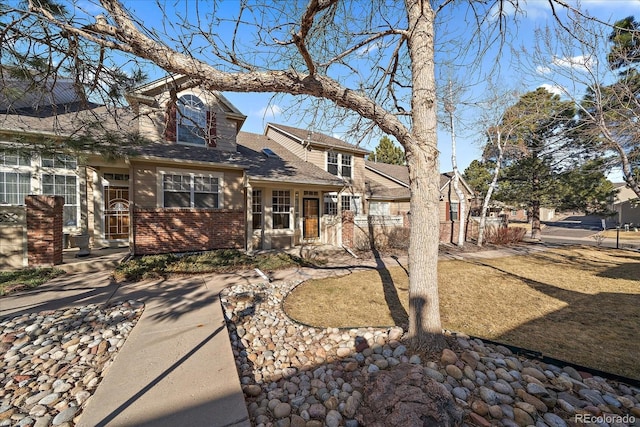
26,195 -> 64,266
341,210 -> 354,247
132,208 -> 245,255
439,220 -> 478,243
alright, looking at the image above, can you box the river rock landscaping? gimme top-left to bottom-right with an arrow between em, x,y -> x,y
0,301 -> 144,426
221,279 -> 640,427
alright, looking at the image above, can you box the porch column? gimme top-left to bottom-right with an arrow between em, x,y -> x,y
246,184 -> 253,253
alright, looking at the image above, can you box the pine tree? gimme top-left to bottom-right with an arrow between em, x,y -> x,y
370,136 -> 405,165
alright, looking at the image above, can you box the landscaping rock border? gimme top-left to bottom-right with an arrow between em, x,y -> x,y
221,279 -> 640,427
0,301 -> 144,426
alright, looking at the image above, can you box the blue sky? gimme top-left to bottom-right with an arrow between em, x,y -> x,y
79,0 -> 640,178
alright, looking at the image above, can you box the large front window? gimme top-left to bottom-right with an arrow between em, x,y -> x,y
162,172 -> 221,208
0,153 -> 30,205
177,94 -> 207,145
41,154 -> 78,227
272,190 -> 291,229
42,174 -> 78,226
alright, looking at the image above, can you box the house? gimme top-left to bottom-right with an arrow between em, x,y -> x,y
0,73 -> 478,265
610,182 -> 640,226
364,161 -> 475,222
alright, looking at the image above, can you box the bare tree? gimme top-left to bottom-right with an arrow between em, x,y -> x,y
519,8 -> 640,198
1,0 -> 593,349
473,85 -> 522,246
443,81 -> 466,247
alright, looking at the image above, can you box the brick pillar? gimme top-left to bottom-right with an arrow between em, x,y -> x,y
342,210 -> 354,247
26,195 -> 64,266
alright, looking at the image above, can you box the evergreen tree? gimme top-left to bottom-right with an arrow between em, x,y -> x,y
370,136 -> 405,165
492,88 -> 575,239
557,159 -> 618,215
463,159 -> 496,201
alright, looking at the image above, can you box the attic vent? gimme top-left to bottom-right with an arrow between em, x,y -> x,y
262,148 -> 279,158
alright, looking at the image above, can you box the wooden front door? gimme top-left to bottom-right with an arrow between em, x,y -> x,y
303,198 -> 320,239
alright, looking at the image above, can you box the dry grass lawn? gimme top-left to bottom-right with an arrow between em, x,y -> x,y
284,246 -> 640,379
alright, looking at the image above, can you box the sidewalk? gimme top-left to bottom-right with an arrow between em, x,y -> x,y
1,269 -> 251,427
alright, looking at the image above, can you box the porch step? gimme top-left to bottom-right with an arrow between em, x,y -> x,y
59,248 -> 130,274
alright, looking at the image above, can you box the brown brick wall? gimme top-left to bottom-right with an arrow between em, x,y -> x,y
132,208 -> 245,255
26,195 -> 64,266
439,220 -> 478,244
342,210 -> 354,247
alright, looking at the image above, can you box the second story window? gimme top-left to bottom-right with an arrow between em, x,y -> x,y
327,152 -> 353,179
177,95 -> 207,145
341,154 -> 352,178
327,152 -> 339,176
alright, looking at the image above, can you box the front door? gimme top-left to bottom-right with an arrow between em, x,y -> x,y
104,186 -> 130,240
303,198 -> 320,239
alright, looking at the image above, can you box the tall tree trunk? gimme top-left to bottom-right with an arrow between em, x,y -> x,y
479,132 -> 504,246
531,168 -> 541,240
446,81 -> 466,247
404,0 -> 445,351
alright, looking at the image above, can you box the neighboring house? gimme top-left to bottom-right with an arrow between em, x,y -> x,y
364,161 -> 475,222
611,183 -> 640,226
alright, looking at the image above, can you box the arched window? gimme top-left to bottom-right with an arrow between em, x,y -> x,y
177,94 -> 206,145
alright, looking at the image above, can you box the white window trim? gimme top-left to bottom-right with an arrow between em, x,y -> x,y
157,168 -> 224,208
39,155 -> 80,229
0,152 -> 32,206
325,151 -> 354,179
340,192 -> 363,215
271,189 -> 293,230
176,93 -> 208,146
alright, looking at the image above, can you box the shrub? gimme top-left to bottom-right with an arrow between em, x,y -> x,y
485,226 -> 526,245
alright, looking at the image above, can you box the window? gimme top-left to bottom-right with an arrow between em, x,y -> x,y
327,152 -> 339,176
162,172 -> 221,208
327,152 -> 353,179
369,201 -> 390,216
341,194 -> 361,214
41,155 -> 77,170
324,193 -> 338,215
1,152 -> 29,167
177,94 -> 207,145
341,154 -> 352,178
450,202 -> 459,221
511,209 -> 518,216
41,154 -> 78,227
0,171 -> 30,205
252,189 -> 262,229
42,174 -> 78,226
272,190 -> 291,229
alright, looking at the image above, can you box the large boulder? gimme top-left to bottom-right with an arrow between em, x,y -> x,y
356,363 -> 463,427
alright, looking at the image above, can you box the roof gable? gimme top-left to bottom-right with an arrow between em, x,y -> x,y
266,123 -> 369,155
128,74 -> 246,124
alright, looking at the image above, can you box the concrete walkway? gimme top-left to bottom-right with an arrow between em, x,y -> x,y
1,269 -> 251,427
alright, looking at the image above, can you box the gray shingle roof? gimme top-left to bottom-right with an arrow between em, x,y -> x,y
365,160 -> 410,186
267,123 -> 369,155
130,132 -> 345,187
